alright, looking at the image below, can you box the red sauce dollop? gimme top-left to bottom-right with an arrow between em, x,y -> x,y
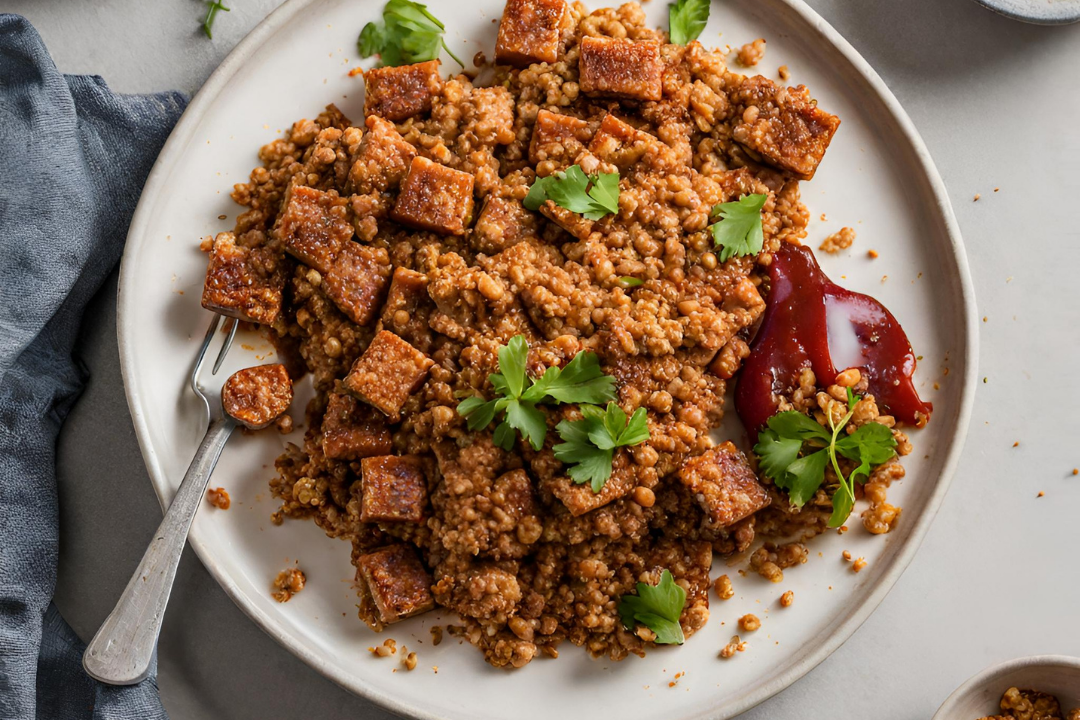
735,243 -> 931,440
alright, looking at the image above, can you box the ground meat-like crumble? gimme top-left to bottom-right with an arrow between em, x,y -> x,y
819,226 -> 856,253
200,0 -> 921,669
977,686 -> 1080,720
272,567 -> 306,602
736,39 -> 766,68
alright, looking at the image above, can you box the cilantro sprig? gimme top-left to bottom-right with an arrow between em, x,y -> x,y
524,165 -> 620,221
201,0 -> 230,39
754,389 -> 897,527
456,335 -> 617,452
553,402 -> 650,493
710,193 -> 767,262
668,0 -> 710,45
618,570 -> 687,645
358,0 -> 464,68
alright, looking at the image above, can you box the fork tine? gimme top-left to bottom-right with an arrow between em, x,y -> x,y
191,315 -> 222,396
212,317 -> 238,375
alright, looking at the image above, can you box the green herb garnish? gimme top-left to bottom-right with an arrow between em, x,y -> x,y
523,165 -> 620,220
668,0 -> 710,45
553,402 -> 650,493
618,570 -> 687,645
202,0 -> 230,39
753,393 -> 897,527
358,0 -> 464,68
709,193 -> 767,262
456,335 -> 617,451
617,276 -> 644,288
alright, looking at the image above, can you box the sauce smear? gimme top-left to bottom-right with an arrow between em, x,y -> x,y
735,244 -> 931,440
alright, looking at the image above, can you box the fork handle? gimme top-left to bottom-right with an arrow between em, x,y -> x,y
83,416 -> 236,685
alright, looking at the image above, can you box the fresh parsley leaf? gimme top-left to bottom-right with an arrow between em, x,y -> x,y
358,0 -> 464,68
554,403 -> 649,493
523,165 -> 620,220
457,336 -> 618,451
710,193 -> 767,262
202,0 -> 230,39
668,0 -> 710,45
618,570 -> 687,645
753,401 -> 898,527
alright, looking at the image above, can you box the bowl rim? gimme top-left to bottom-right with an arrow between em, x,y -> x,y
115,0 -> 980,717
932,655 -> 1080,719
969,0 -> 1080,26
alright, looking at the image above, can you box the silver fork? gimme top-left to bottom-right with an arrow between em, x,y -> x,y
83,315 -> 239,685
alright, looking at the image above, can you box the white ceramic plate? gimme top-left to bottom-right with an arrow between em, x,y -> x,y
933,656 -> 1080,719
117,0 -> 978,718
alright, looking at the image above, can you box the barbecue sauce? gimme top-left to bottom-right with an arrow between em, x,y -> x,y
735,244 -> 931,441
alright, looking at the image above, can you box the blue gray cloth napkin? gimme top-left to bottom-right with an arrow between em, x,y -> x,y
0,14 -> 186,719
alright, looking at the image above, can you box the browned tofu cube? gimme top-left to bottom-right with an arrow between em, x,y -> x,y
678,441 -> 770,527
377,267 -> 434,353
343,330 -> 433,420
201,232 -> 287,325
546,452 -> 635,516
528,108 -> 592,168
276,185 -> 353,273
469,196 -> 536,254
363,60 -> 442,122
321,392 -> 393,460
360,455 -> 427,523
731,77 -> 841,181
495,0 -> 569,67
588,113 -> 658,170
539,200 -> 594,240
355,544 -> 434,630
391,156 -> 475,236
322,242 -> 391,326
221,364 -> 293,430
578,36 -> 663,102
349,115 -> 417,196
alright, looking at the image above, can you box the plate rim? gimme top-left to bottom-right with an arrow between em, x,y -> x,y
116,0 -> 980,717
968,0 -> 1080,26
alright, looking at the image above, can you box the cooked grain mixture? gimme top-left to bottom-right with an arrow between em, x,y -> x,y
201,0 -> 926,668
271,567 -> 306,603
736,39 -> 766,67
819,226 -> 855,253
977,686 -> 1080,720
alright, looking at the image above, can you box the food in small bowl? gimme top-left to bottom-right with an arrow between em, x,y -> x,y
933,656 -> 1080,720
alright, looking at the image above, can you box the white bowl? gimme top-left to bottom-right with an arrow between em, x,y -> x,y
933,655 -> 1080,720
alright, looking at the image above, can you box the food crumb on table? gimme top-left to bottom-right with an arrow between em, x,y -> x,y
719,635 -> 748,659
714,574 -> 735,600
974,193 -> 981,201
206,486 -> 230,510
780,590 -> 794,607
867,249 -> 879,259
271,566 -> 306,602
842,550 -> 852,561
1037,491 -> 1045,498
851,557 -> 867,573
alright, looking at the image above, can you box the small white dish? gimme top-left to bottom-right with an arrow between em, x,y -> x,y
933,655 -> 1080,719
970,0 -> 1080,25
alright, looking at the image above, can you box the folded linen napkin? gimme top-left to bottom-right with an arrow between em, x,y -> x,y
0,15 -> 185,719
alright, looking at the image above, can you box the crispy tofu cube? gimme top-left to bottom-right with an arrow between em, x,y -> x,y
588,113 -> 659,170
391,156 -> 475,236
355,544 -> 435,630
495,0 -> 569,67
221,364 -> 293,430
377,267 -> 434,353
349,116 -> 417,196
731,77 -> 840,181
578,36 -> 663,102
469,196 -> 536,254
539,200 -> 594,240
322,242 -> 391,326
678,441 -> 770,527
360,455 -> 427,523
547,453 -> 635,516
364,60 -> 442,122
276,185 -> 353,273
528,109 -> 592,168
344,330 -> 433,420
201,232 -> 286,325
321,392 -> 393,460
